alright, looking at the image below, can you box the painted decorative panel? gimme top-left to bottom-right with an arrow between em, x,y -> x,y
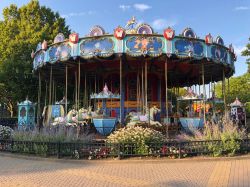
80,38 -> 114,58
175,39 -> 204,57
33,51 -> 45,69
126,36 -> 163,57
48,44 -> 71,63
211,45 -> 228,63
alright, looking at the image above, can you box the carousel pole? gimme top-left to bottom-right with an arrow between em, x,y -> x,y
52,80 -> 54,104
199,79 -> 201,117
37,71 -> 41,127
94,75 -> 97,110
136,71 -> 140,112
145,60 -> 148,114
159,77 -> 162,115
49,66 -> 52,105
65,65 -> 68,114
78,59 -> 81,112
141,62 -> 144,114
74,71 -> 77,108
202,63 -> 206,124
222,69 -> 227,118
45,81 -> 48,107
119,55 -> 123,123
84,72 -> 87,107
165,58 -> 168,121
54,83 -> 57,104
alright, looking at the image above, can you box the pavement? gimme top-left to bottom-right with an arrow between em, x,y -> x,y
0,153 -> 250,187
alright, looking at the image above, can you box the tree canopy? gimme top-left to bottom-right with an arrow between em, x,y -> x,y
0,0 -> 70,116
215,73 -> 250,104
242,37 -> 250,73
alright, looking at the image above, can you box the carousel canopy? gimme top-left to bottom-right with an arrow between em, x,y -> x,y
90,84 -> 120,99
18,98 -> 35,106
32,17 -> 236,87
230,98 -> 244,107
177,88 -> 203,101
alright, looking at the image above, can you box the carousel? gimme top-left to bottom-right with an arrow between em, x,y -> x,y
30,17 -> 236,135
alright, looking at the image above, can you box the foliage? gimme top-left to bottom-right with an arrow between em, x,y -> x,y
215,73 -> 250,104
177,118 -> 246,156
246,102 -> 250,118
106,126 -> 164,155
0,0 -> 70,116
0,125 -> 13,139
12,127 -> 93,142
242,37 -> 250,73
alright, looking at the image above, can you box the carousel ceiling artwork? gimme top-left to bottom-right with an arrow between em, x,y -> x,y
32,16 -> 237,85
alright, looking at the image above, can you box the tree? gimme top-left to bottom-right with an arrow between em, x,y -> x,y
242,37 -> 250,73
0,0 -> 70,116
215,73 -> 250,104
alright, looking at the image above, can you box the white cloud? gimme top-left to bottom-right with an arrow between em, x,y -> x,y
234,45 -> 247,56
133,4 -> 151,11
62,11 -> 96,18
119,5 -> 131,11
234,6 -> 250,11
152,18 -> 177,30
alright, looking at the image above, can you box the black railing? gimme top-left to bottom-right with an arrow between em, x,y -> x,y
0,139 -> 249,160
0,118 -> 18,129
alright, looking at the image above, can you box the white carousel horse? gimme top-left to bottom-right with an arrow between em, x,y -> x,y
52,109 -> 78,127
127,106 -> 162,127
42,105 -> 65,127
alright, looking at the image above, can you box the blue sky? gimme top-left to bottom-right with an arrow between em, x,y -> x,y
0,0 -> 249,76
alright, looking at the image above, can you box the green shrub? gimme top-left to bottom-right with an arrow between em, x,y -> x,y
33,144 -> 48,156
177,118 -> 246,157
0,125 -> 13,139
246,102 -> 250,118
106,126 -> 164,155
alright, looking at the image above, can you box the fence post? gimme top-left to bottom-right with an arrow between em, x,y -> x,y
178,142 -> 181,159
57,142 -> 61,159
11,139 -> 14,153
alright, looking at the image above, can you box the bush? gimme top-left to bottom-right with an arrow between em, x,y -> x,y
177,118 -> 246,156
0,125 -> 13,139
106,126 -> 164,155
246,102 -> 250,118
12,127 -> 94,143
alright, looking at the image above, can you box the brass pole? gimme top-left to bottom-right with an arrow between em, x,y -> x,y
165,58 -> 168,120
65,65 -> 68,114
119,56 -> 122,123
202,63 -> 206,124
49,66 -> 52,105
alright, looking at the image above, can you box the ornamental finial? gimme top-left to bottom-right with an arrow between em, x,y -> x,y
125,16 -> 137,29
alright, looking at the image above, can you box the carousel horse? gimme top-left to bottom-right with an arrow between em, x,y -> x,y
42,105 -> 65,127
126,106 -> 162,127
52,109 -> 78,127
125,16 -> 137,29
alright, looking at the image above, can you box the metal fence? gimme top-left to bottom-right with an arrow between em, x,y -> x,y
0,118 -> 18,129
0,139 -> 250,160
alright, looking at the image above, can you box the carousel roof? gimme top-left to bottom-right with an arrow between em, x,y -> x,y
90,84 -> 120,99
32,17 -> 236,87
177,88 -> 203,101
230,98 -> 244,107
18,98 -> 35,106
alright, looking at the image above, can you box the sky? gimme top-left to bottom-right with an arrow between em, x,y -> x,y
0,0 -> 249,77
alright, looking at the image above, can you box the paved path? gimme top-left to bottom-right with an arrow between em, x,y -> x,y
0,154 -> 250,187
